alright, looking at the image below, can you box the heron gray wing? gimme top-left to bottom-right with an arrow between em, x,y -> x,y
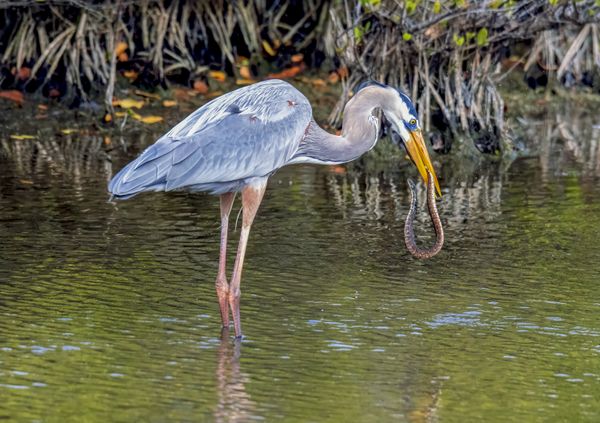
108,79 -> 312,197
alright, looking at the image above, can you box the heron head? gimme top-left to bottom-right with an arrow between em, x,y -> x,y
356,81 -> 441,196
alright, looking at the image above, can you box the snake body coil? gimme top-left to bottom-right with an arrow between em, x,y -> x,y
404,171 -> 444,259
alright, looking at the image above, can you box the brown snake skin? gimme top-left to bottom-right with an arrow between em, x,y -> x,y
404,170 -> 444,259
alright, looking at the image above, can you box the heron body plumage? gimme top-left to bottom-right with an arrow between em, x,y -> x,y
108,78 -> 442,337
108,79 -> 312,198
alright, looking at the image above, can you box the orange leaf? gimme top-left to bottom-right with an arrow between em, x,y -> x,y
311,78 -> 327,87
327,72 -> 340,84
104,113 -> 112,123
208,71 -> 227,82
0,90 -> 24,104
37,104 -> 48,110
239,66 -> 252,79
330,165 -> 346,175
267,65 -> 303,79
291,53 -> 304,63
118,52 -> 128,62
193,80 -> 209,94
162,100 -> 177,107
337,66 -> 349,78
17,67 -> 31,80
115,41 -> 128,56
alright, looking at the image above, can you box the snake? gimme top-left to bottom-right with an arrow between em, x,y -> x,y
404,170 -> 444,259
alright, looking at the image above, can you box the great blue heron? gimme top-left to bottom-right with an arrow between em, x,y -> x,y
108,79 -> 441,338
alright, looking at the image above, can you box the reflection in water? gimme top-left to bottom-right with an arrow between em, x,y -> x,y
214,332 -> 254,423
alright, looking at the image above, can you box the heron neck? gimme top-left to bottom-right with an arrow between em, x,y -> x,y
295,102 -> 379,165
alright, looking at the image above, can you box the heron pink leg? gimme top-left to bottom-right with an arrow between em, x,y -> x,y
229,181 -> 267,338
216,192 -> 236,328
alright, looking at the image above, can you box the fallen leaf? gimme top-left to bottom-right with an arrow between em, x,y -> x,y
162,100 -> 177,107
104,113 -> 112,123
37,104 -> 48,110
118,52 -> 128,62
291,53 -> 304,63
104,136 -> 112,145
0,90 -> 24,104
239,65 -> 252,79
60,129 -> 77,135
337,66 -> 349,78
206,90 -> 224,99
267,65 -> 303,79
193,80 -> 209,93
330,165 -> 346,175
115,41 -> 128,56
311,78 -> 327,87
112,98 -> 144,109
115,111 -> 127,117
123,70 -> 138,80
19,179 -> 34,185
131,113 -> 163,124
262,40 -> 277,56
208,71 -> 226,82
236,78 -> 256,85
327,71 -> 340,84
10,134 -> 36,140
134,89 -> 160,100
17,67 -> 31,80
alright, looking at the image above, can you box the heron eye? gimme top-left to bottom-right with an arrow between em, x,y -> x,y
409,118 -> 417,126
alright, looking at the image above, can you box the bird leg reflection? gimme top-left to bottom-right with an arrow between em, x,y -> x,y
215,329 -> 254,422
229,181 -> 266,338
216,192 -> 236,328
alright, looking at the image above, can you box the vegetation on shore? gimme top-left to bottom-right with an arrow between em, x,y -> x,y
1,1 -> 599,154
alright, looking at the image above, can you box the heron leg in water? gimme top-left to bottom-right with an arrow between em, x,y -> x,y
229,180 -> 267,338
216,192 -> 236,328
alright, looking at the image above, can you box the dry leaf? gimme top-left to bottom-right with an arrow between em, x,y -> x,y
291,53 -> 304,63
131,113 -> 163,124
104,113 -> 112,123
19,179 -> 34,185
60,129 -> 77,135
208,71 -> 226,82
123,70 -> 138,80
262,40 -> 277,56
206,90 -> 224,99
112,98 -> 144,109
193,80 -> 209,93
267,65 -> 303,79
337,67 -> 349,78
10,134 -> 36,140
17,67 -> 31,80
162,100 -> 177,107
0,90 -> 24,104
239,66 -> 252,79
115,41 -> 128,56
37,104 -> 48,110
118,52 -> 128,62
134,89 -> 160,100
235,78 -> 256,85
327,72 -> 340,84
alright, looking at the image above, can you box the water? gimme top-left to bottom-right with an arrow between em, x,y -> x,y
1,104 -> 600,422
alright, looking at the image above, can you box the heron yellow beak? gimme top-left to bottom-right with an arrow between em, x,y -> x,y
404,130 -> 441,197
